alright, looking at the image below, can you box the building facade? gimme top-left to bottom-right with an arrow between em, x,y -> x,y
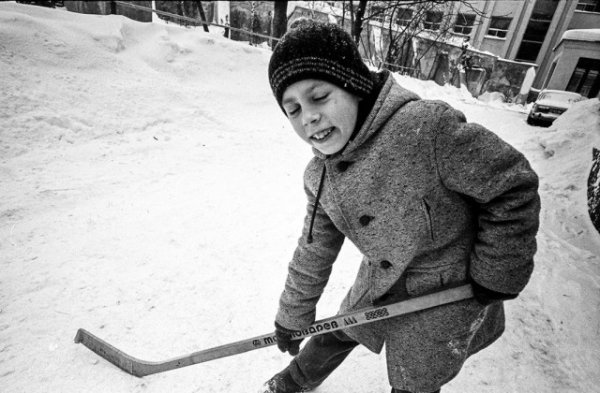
544,30 -> 600,97
286,1 -> 599,98
438,0 -> 600,96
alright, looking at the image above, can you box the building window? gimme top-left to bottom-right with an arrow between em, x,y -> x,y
487,16 -> 512,38
370,4 -> 386,23
515,0 -> 559,62
396,8 -> 413,27
424,11 -> 443,31
567,57 -> 600,98
576,0 -> 600,12
453,13 -> 475,35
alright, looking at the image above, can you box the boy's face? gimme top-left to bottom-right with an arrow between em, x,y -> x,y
281,79 -> 360,155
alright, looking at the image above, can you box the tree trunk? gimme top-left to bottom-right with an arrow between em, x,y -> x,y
349,1 -> 354,34
194,1 -> 209,32
352,0 -> 367,45
273,1 -> 288,41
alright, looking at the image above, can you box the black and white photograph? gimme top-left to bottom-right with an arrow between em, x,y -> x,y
1,1 -> 599,392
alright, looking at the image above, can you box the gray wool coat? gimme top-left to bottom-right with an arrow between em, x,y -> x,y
276,73 -> 540,392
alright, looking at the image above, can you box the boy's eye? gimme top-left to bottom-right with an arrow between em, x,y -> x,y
314,93 -> 329,101
285,106 -> 300,116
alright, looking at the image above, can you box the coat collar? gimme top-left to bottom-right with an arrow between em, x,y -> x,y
312,71 -> 421,160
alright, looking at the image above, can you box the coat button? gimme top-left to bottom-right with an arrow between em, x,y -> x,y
380,260 -> 392,269
336,161 -> 353,172
359,215 -> 374,226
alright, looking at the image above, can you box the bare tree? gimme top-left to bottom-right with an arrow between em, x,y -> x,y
382,1 -> 446,72
194,1 -> 209,32
352,0 -> 368,44
338,0 -> 488,78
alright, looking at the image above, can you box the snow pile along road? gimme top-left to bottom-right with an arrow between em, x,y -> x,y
0,3 -> 599,393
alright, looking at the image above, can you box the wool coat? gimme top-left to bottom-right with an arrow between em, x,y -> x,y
275,72 -> 540,392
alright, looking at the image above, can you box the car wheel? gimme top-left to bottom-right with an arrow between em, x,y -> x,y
527,116 -> 535,125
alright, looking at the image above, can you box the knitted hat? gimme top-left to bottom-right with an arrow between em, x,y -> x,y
268,19 -> 374,108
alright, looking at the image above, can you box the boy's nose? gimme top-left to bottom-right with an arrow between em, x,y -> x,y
302,110 -> 321,127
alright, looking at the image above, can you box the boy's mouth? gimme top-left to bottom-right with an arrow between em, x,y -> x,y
311,127 -> 334,141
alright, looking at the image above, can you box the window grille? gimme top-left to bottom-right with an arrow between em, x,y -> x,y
424,11 -> 443,31
567,58 -> 600,98
396,8 -> 413,27
370,5 -> 386,23
486,16 -> 512,38
576,0 -> 600,12
453,13 -> 475,35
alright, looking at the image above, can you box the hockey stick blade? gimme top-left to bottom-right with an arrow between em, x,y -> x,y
75,284 -> 473,377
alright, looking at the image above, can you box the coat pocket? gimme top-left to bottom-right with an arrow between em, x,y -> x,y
405,263 -> 468,297
405,264 -> 485,341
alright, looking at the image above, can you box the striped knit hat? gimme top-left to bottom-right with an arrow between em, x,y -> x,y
268,19 -> 374,109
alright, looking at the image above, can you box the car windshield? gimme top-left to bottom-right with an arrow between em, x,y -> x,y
538,92 -> 581,103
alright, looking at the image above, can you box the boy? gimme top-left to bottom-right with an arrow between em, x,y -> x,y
261,20 -> 540,393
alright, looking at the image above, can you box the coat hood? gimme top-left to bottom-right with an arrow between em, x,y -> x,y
312,71 -> 421,159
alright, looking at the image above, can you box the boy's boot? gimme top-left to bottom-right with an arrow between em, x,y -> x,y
258,368 -> 314,393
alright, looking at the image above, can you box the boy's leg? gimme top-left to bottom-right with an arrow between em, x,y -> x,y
288,330 -> 359,389
261,330 -> 359,392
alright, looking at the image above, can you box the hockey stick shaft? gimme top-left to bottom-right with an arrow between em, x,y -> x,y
75,284 -> 473,377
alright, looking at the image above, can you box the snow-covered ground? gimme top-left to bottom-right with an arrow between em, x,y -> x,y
1,3 -> 599,392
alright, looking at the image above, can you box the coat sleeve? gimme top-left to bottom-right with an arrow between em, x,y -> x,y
434,105 -> 541,295
275,180 -> 345,330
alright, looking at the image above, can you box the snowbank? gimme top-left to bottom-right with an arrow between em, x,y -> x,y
536,98 -> 600,253
393,73 -> 479,104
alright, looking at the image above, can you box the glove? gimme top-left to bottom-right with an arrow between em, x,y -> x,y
471,281 -> 518,306
274,322 -> 303,356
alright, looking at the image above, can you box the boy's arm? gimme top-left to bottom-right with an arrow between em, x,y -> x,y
435,106 -> 541,295
275,183 -> 345,330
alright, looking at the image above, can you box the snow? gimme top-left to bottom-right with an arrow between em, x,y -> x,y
1,3 -> 599,392
561,28 -> 600,43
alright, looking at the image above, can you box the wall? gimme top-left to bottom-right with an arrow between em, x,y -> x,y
412,36 -> 532,100
480,36 -> 507,56
288,5 -> 330,26
547,40 -> 600,91
471,0 -> 494,48
569,9 -> 600,29
154,1 -> 213,26
485,58 -> 535,101
488,0 -> 527,59
229,1 -> 272,43
64,0 -> 109,14
64,1 -> 151,22
491,0 -> 523,16
117,1 -> 151,22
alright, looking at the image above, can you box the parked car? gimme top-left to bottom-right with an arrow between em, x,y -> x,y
527,89 -> 585,126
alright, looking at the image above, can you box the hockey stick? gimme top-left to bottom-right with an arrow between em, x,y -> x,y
75,284 -> 473,377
